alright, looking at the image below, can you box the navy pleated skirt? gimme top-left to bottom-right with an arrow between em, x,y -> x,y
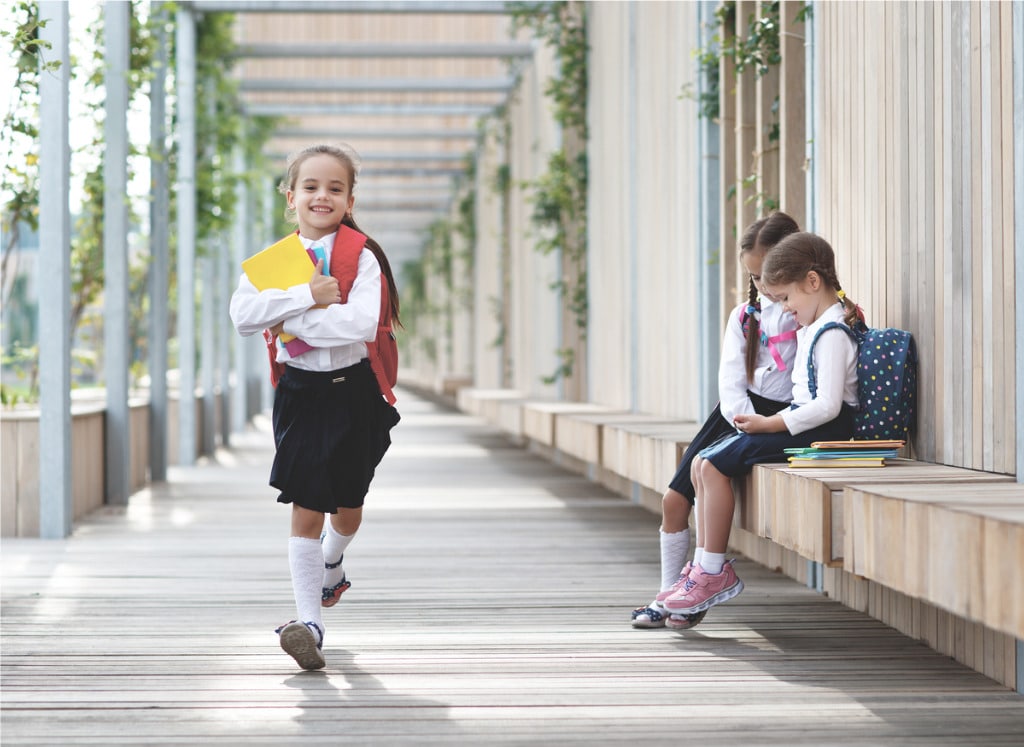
669,391 -> 791,503
698,403 -> 855,478
270,360 -> 400,512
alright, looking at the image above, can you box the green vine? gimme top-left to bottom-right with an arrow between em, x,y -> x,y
0,1 -> 59,402
510,1 -> 588,385
1,3 -> 280,400
689,1 -> 810,217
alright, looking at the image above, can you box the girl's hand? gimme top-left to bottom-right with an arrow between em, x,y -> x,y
268,321 -> 285,336
733,413 -> 779,434
309,259 -> 341,305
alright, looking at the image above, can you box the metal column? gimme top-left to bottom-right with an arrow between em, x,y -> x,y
176,7 -> 197,465
37,1 -> 72,538
149,1 -> 170,482
103,0 -> 131,504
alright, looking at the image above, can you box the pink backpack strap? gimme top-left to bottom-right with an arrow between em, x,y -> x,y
763,329 -> 798,371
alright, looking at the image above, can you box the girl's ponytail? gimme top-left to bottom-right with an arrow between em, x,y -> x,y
343,213 -> 402,329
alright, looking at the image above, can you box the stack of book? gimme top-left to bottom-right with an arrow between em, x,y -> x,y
784,440 -> 906,468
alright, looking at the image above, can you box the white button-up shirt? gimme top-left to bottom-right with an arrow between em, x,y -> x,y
781,302 -> 860,435
718,300 -> 799,423
229,231 -> 382,373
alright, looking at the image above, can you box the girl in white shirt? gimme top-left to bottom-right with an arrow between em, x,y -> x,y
229,143 -> 401,670
632,212 -> 800,630
662,232 -> 859,618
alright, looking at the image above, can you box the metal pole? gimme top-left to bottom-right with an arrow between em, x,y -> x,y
697,0 -> 721,418
176,7 -> 197,465
103,0 -> 131,504
149,2 -> 169,482
37,0 -> 72,538
231,146 -> 249,435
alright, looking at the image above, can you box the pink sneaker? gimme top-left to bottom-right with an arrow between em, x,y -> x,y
662,561 -> 744,615
654,562 -> 694,608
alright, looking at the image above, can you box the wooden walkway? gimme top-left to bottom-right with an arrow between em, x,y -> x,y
3,390 -> 1023,745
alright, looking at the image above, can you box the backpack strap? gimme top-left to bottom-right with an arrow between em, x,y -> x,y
328,225 -> 397,405
806,321 -> 861,398
328,224 -> 367,302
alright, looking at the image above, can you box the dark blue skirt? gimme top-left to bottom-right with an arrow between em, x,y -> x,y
698,403 -> 855,478
270,360 -> 400,512
669,391 -> 791,503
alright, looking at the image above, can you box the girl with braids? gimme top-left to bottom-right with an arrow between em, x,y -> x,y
230,143 -> 401,670
631,212 -> 800,630
663,231 -> 859,618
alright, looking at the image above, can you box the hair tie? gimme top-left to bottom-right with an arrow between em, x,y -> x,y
837,290 -> 846,300
746,304 -> 758,315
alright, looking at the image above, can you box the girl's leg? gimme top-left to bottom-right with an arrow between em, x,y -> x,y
321,508 -> 362,604
287,505 -> 327,637
662,457 -> 744,615
632,489 -> 691,627
696,459 -> 734,573
658,489 -> 691,591
690,456 -> 706,570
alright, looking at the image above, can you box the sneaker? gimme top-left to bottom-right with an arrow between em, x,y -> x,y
276,620 -> 325,670
654,562 -> 694,608
631,606 -> 667,629
665,610 -> 708,630
662,561 -> 744,615
322,577 -> 351,608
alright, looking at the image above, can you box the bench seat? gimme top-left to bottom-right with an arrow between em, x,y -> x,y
744,461 -> 1015,566
600,420 -> 701,492
844,481 -> 1024,639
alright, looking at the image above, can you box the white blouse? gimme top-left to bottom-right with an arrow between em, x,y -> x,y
718,299 -> 799,423
229,231 -> 382,373
781,302 -> 860,435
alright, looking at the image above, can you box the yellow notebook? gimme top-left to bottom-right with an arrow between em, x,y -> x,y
241,233 -> 315,291
241,233 -> 315,344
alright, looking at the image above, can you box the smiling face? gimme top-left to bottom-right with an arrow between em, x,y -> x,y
764,270 -> 827,326
286,153 -> 355,240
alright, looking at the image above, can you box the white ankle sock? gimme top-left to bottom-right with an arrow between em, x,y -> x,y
693,547 -> 704,568
289,537 -> 324,637
659,529 -> 691,592
700,551 -> 726,575
322,523 -> 356,590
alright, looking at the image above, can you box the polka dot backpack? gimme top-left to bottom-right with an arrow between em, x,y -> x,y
807,321 -> 918,441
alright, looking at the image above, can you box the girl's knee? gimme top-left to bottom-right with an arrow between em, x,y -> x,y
331,507 -> 362,536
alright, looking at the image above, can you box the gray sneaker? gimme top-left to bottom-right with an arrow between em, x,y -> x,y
276,620 -> 325,670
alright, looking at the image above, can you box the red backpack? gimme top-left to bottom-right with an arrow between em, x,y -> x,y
263,225 -> 398,405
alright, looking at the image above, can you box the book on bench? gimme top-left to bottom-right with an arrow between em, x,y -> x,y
785,439 -> 906,468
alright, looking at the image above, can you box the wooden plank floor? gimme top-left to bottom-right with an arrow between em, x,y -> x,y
3,390 -> 1023,745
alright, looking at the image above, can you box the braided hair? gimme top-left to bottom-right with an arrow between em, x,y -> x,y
739,212 -> 800,383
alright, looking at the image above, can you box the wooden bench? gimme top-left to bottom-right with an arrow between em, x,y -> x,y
742,461 -> 1016,566
844,481 -> 1024,641
451,388 -> 1022,688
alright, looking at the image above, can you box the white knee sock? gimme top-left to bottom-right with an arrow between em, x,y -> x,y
322,523 -> 356,590
289,537 -> 324,637
659,529 -> 691,592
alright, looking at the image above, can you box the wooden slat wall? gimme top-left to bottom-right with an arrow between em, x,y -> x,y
587,1 -> 704,417
818,1 -> 1017,472
585,1 -> 633,410
506,42 -> 560,398
633,1 -> 702,417
472,127 -> 507,389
